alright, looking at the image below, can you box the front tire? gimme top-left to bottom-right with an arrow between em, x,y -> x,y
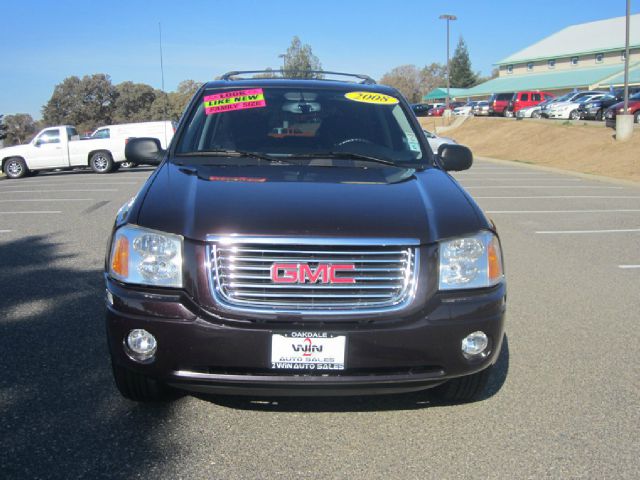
4,157 -> 28,179
595,109 -> 603,121
532,111 -> 541,119
431,365 -> 492,403
569,110 -> 580,120
111,363 -> 168,402
90,151 -> 114,173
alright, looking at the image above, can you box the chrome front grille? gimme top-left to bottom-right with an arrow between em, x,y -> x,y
207,236 -> 420,315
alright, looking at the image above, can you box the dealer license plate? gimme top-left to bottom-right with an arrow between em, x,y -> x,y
271,332 -> 346,371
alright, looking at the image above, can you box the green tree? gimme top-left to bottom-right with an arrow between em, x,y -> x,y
420,63 -> 447,98
449,37 -> 478,88
149,80 -> 202,121
112,81 -> 157,123
282,36 -> 322,78
0,115 -> 7,143
2,113 -> 38,146
42,74 -> 117,132
379,63 -> 447,103
380,65 -> 423,103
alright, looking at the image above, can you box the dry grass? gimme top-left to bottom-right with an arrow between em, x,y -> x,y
424,117 -> 640,183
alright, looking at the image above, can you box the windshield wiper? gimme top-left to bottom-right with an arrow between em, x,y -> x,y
290,151 -> 399,167
176,149 -> 293,164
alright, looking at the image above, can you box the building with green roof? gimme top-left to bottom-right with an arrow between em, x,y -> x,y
424,14 -> 640,102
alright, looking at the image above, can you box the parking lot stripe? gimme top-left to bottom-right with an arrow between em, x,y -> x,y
0,199 -> 93,202
488,209 -> 640,214
0,229 -> 12,233
465,186 -> 624,189
475,195 -> 640,199
0,182 -> 139,187
0,189 -> 117,193
535,228 -> 640,234
619,265 -> 640,269
0,211 -> 62,215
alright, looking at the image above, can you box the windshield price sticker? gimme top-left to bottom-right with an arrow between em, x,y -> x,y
345,91 -> 399,105
271,332 -> 346,370
204,88 -> 266,115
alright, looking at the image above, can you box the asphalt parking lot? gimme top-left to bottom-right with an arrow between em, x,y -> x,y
1,160 -> 638,479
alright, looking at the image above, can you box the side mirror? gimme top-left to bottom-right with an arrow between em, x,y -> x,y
125,137 -> 164,166
34,139 -> 42,147
437,144 -> 473,171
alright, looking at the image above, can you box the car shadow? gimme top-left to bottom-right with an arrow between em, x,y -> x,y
200,336 -> 510,413
0,235 -> 175,479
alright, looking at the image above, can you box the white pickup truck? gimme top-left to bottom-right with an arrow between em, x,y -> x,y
0,125 -> 127,179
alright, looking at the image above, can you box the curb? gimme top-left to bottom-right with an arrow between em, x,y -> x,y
475,155 -> 640,188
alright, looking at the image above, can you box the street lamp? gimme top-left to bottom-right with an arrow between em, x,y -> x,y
278,53 -> 287,76
616,0 -> 633,141
439,14 -> 457,109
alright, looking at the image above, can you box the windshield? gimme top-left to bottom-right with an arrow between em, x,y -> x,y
630,92 -> 640,101
175,87 -> 426,165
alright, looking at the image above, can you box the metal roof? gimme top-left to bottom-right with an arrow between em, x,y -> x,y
423,87 -> 472,100
496,14 -> 640,65
594,63 -> 640,87
421,63 -> 640,100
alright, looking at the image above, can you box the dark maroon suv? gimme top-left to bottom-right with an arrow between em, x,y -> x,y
106,71 -> 506,403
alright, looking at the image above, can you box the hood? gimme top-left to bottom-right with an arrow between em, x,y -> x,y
134,162 -> 485,245
0,144 -> 28,156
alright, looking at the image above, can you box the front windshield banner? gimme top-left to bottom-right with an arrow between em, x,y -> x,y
204,89 -> 266,115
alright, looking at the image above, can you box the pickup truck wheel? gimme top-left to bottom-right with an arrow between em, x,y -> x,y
4,157 -> 28,179
431,365 -> 492,404
120,161 -> 136,168
90,151 -> 113,173
111,363 -> 168,402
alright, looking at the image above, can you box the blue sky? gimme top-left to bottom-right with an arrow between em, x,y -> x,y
1,0 -> 637,119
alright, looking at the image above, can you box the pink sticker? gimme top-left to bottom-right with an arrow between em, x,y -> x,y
204,88 -> 266,115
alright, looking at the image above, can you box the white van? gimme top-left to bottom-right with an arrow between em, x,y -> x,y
91,121 -> 176,166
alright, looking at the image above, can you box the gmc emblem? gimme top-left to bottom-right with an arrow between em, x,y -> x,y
270,263 -> 356,284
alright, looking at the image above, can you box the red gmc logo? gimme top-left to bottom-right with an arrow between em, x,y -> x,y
270,263 -> 356,284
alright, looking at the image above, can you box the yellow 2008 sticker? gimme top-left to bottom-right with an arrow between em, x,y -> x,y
345,91 -> 399,105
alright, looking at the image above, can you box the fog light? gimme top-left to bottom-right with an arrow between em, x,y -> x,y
462,331 -> 489,359
125,329 -> 157,363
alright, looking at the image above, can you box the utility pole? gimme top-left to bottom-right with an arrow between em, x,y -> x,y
616,0 -> 633,141
439,14 -> 457,109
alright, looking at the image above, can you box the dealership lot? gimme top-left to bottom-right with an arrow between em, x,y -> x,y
0,161 -> 638,479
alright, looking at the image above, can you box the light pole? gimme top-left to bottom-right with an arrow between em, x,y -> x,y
616,0 -> 633,141
278,54 -> 287,76
439,14 -> 457,109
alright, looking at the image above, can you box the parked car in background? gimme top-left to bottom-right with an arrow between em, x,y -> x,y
605,91 -> 640,126
411,103 -> 432,117
1,125 -> 129,178
428,102 -> 465,117
516,98 -> 558,118
91,121 -> 176,168
453,101 -> 477,116
472,101 -> 490,116
547,93 -> 607,120
423,129 -> 458,151
541,91 -> 606,118
508,91 -> 555,114
488,92 -> 514,116
579,88 -> 640,121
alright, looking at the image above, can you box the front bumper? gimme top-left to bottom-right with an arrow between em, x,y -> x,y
105,278 -> 507,396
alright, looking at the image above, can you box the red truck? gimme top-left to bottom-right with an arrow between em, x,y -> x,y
488,93 -> 514,116
508,91 -> 555,114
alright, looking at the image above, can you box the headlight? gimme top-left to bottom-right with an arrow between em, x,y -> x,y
109,224 -> 183,288
439,231 -> 504,290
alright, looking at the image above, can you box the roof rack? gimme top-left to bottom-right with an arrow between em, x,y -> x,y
220,70 -> 376,85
